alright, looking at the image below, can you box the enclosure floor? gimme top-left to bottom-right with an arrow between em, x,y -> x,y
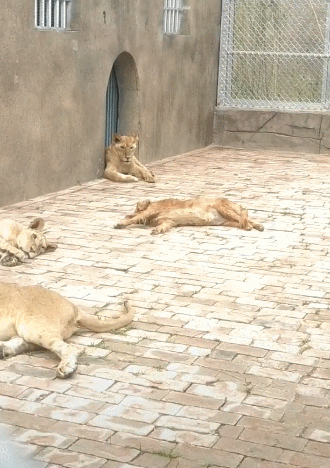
1,145 -> 330,468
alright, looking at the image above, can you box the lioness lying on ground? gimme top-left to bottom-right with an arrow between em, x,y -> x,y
115,196 -> 264,234
0,218 -> 57,267
104,133 -> 155,183
0,283 -> 134,378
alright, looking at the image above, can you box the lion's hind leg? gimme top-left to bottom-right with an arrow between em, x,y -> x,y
0,337 -> 39,358
16,326 -> 81,378
151,219 -> 176,235
44,338 -> 82,378
238,208 -> 264,232
250,220 -> 264,232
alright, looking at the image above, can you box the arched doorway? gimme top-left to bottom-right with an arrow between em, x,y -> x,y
105,52 -> 140,148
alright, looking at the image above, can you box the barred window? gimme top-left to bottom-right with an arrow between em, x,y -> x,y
164,0 -> 183,35
35,0 -> 72,30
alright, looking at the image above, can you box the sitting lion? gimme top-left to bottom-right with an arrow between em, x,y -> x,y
115,196 -> 264,235
0,283 -> 134,378
104,133 -> 155,183
0,218 -> 57,267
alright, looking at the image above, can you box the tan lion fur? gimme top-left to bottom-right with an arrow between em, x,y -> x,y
115,196 -> 264,234
0,283 -> 134,378
0,218 -> 57,267
104,133 -> 155,183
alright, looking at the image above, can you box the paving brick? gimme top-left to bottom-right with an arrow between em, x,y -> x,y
279,449 -> 330,468
162,391 -> 225,410
239,428 -> 307,451
151,426 -> 218,447
0,381 -> 27,397
171,443 -> 243,468
15,376 -> 73,393
214,437 -> 283,461
131,452 -> 171,468
34,447 -> 106,467
246,365 -> 302,383
69,439 -> 139,463
13,428 -> 77,449
88,415 -> 154,436
42,392 -> 105,412
110,431 -> 176,454
187,383 -> 247,403
0,409 -> 57,431
303,440 -> 330,457
50,420 -> 113,442
236,416 -> 304,436
239,459 -> 297,468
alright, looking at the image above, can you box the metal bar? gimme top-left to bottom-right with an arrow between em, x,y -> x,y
35,0 -> 38,26
171,0 -> 174,33
40,0 -> 45,27
164,0 -> 168,33
48,0 -> 52,28
55,0 -> 60,28
220,98 -> 328,110
218,0 -> 236,106
35,0 -> 37,26
62,0 -> 67,29
229,51 -> 330,58
321,1 -> 330,107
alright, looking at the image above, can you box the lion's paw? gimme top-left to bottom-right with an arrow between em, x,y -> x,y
56,363 -> 77,379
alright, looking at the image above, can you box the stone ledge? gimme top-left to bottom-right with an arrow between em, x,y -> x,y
213,107 -> 330,154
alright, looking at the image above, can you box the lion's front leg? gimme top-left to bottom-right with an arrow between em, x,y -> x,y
131,159 -> 155,183
114,212 -> 151,229
0,238 -> 27,266
104,166 -> 138,183
0,337 -> 39,358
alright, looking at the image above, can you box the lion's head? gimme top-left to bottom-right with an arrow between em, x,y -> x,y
112,133 -> 139,163
16,218 -> 57,258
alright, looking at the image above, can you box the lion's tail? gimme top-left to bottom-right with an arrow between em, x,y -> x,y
77,301 -> 134,332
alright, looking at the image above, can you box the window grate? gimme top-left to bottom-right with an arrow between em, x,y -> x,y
35,0 -> 71,30
164,0 -> 183,35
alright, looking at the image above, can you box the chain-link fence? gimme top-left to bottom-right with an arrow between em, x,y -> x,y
218,0 -> 330,110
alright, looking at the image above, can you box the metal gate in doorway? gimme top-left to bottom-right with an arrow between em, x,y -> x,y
105,66 -> 119,147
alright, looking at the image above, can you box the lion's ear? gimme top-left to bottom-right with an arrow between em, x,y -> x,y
29,218 -> 45,231
131,132 -> 139,142
112,134 -> 122,143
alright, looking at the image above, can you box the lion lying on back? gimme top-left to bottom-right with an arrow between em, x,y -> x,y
115,196 -> 264,234
0,283 -> 134,378
0,218 -> 57,267
104,133 -> 155,183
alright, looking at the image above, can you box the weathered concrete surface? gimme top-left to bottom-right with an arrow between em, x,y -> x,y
214,107 -> 330,155
1,146 -> 330,467
0,1 -> 220,207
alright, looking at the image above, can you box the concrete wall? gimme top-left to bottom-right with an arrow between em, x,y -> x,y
214,107 -> 330,155
0,0 -> 221,207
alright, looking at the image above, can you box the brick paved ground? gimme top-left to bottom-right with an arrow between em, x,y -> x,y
0,145 -> 330,468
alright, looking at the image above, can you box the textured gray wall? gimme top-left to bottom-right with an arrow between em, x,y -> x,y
0,1 -> 221,207
214,107 -> 330,155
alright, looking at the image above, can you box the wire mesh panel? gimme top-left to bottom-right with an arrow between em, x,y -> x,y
218,0 -> 330,110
